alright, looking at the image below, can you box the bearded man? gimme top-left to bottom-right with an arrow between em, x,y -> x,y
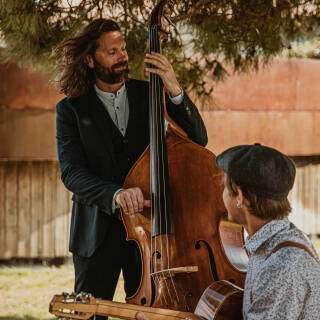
55,18 -> 207,317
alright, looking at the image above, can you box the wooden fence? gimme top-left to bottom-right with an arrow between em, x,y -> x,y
290,163 -> 320,235
0,160 -> 319,259
0,161 -> 71,259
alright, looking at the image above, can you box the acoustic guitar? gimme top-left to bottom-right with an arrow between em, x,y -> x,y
49,280 -> 243,320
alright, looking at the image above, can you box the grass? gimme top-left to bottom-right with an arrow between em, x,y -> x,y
0,264 -> 125,320
1,238 -> 319,320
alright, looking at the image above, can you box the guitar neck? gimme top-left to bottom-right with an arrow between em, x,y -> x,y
50,294 -> 199,320
96,300 -> 197,320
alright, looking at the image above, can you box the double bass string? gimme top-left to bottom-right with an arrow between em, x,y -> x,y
152,26 -> 171,304
150,27 -> 167,306
152,26 -> 178,305
148,27 -> 154,277
155,28 -> 180,305
153,26 -> 179,305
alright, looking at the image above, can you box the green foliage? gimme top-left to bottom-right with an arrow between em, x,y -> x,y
0,0 -> 319,99
283,37 -> 320,58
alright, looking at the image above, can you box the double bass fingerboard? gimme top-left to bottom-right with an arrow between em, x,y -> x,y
149,26 -> 172,237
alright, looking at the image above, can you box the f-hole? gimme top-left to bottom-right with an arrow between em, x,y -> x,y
150,250 -> 161,305
195,240 -> 218,281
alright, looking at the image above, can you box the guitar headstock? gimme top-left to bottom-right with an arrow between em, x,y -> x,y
49,292 -> 96,319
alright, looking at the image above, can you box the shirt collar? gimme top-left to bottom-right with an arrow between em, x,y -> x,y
244,218 -> 290,255
94,83 -> 126,99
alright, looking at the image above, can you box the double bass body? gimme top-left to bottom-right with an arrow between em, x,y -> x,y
122,126 -> 247,312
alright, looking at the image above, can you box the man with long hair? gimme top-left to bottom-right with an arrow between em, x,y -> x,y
55,18 -> 207,317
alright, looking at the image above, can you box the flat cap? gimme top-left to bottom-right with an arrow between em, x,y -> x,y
216,143 -> 296,200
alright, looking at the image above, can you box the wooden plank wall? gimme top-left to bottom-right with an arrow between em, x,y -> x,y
0,161 -> 319,259
290,164 -> 320,235
0,161 -> 72,259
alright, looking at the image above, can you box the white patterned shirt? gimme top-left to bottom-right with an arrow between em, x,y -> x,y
243,218 -> 320,320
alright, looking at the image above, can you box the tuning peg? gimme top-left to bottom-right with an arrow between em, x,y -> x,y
75,292 -> 91,302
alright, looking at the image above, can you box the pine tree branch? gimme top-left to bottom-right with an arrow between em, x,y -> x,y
172,0 -> 213,23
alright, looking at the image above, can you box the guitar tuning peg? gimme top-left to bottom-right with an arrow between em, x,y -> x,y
76,293 -> 82,300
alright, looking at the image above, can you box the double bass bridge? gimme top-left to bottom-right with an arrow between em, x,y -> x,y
151,266 -> 198,279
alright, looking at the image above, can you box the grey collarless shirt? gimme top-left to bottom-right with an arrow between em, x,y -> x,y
94,84 -> 129,136
94,83 -> 184,136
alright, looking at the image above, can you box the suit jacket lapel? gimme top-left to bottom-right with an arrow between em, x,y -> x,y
125,79 -> 144,138
79,81 -> 146,164
84,88 -> 117,163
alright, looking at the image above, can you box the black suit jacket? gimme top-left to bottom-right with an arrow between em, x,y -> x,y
56,79 -> 208,257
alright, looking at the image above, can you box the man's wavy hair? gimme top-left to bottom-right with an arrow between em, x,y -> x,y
223,173 -> 292,220
56,19 -> 120,98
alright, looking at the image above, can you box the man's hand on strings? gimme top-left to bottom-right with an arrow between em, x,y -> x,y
115,187 -> 151,217
145,52 -> 182,98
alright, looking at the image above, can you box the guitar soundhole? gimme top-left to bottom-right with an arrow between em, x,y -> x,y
141,297 -> 147,305
228,279 -> 235,284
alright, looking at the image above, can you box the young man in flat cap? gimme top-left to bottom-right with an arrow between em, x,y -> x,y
214,143 -> 320,320
136,143 -> 320,320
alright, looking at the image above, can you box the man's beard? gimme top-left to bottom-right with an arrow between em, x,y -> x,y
93,58 -> 129,84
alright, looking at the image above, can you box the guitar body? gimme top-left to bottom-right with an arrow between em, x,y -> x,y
194,281 -> 243,320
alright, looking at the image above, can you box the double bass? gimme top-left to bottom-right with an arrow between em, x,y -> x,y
48,1 -> 248,319
121,0 -> 248,313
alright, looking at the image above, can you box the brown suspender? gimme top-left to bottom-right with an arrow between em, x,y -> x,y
266,241 -> 319,263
